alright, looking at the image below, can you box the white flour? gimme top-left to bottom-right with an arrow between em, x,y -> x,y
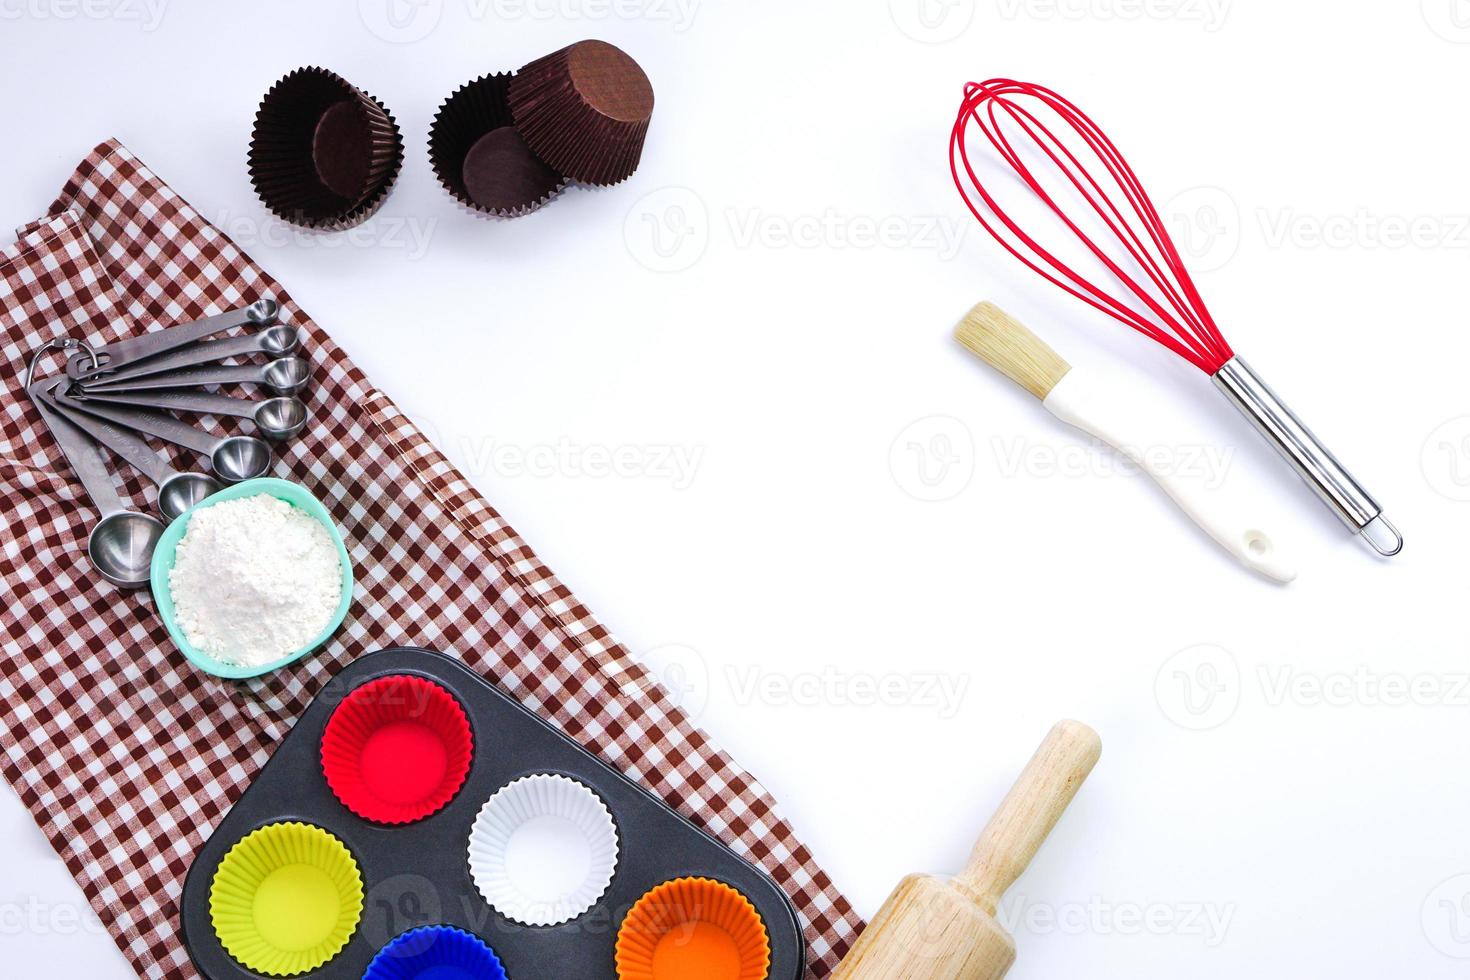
168,494 -> 343,667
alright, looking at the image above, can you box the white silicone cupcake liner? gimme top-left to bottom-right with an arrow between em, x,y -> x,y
468,773 -> 620,927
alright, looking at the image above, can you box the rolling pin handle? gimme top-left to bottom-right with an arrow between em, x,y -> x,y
954,720 -> 1102,915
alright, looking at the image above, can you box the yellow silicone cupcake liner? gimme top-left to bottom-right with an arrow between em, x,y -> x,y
209,821 -> 364,977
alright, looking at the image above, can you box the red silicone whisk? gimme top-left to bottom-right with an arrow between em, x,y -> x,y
950,79 -> 1401,556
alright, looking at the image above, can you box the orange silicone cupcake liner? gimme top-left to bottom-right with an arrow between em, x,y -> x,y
615,877 -> 771,980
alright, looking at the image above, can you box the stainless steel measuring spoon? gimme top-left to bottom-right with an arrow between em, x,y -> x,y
80,323 -> 302,383
77,389 -> 309,442
56,397 -> 274,483
67,299 -> 280,380
48,388 -> 222,521
28,380 -> 163,589
80,355 -> 312,397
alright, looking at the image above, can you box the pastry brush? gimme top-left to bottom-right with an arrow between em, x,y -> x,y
955,301 -> 1294,582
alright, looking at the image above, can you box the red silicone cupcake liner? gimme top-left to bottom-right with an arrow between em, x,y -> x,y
321,675 -> 473,824
508,40 -> 654,186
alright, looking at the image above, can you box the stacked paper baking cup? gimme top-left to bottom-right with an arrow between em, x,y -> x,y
431,39 -> 655,219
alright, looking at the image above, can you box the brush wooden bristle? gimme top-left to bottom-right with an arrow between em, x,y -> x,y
954,301 -> 1071,400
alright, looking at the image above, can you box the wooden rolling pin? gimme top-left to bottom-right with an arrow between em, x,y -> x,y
831,720 -> 1101,980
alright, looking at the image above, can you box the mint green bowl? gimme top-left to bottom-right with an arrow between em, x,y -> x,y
150,478 -> 354,679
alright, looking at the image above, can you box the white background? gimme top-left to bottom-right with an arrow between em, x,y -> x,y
3,1 -> 1470,977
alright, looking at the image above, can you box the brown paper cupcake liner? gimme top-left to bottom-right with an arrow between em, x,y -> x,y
249,67 -> 404,230
429,72 -> 566,218
508,40 -> 654,186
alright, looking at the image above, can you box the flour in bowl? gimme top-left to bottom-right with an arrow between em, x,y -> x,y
168,493 -> 343,667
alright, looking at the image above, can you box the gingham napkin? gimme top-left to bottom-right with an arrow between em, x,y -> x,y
0,141 -> 861,979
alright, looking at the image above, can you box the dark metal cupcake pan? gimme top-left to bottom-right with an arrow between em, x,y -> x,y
179,646 -> 806,979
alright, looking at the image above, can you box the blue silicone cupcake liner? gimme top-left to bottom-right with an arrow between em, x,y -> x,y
363,925 -> 508,980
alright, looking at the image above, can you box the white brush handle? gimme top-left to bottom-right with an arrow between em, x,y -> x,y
1043,370 -> 1295,583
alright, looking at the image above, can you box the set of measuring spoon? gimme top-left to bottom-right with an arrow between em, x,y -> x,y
25,299 -> 311,589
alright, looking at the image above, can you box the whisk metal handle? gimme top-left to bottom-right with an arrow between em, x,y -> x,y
1212,357 -> 1401,556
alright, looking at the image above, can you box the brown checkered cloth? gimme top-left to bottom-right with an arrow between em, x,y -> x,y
0,140 -> 861,979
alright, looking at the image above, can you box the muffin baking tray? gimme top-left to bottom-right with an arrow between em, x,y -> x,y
179,646 -> 806,979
